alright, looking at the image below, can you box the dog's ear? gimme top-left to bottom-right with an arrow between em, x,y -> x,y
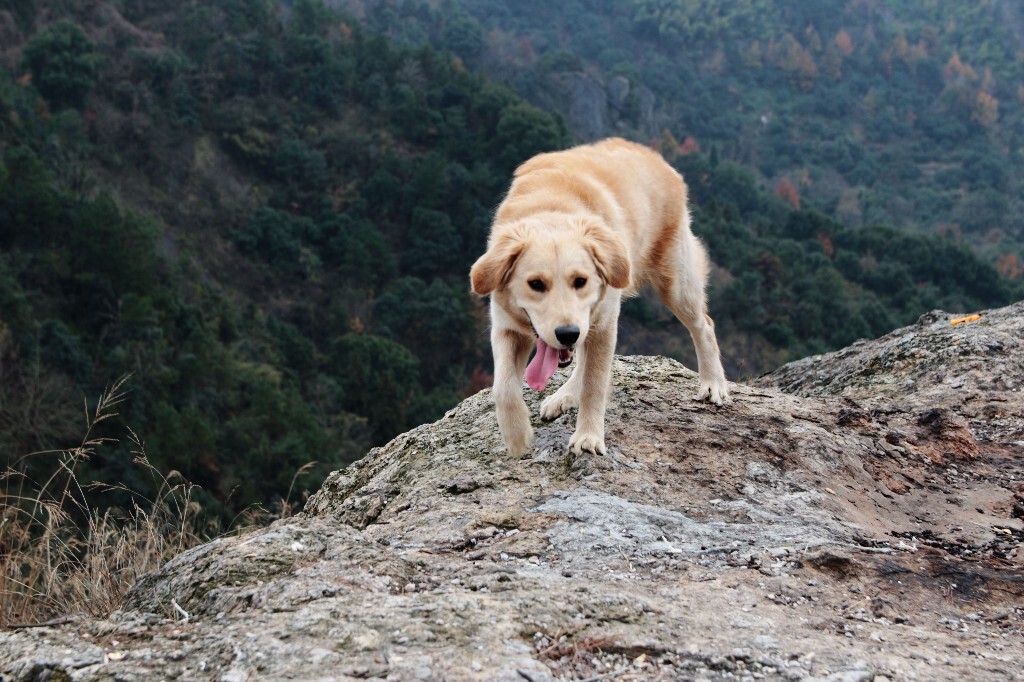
583,222 -> 631,289
470,230 -> 527,296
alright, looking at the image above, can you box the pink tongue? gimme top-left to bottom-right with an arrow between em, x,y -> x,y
525,338 -> 560,391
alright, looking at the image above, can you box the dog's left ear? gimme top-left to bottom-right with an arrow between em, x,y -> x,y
583,222 -> 631,289
470,228 -> 527,296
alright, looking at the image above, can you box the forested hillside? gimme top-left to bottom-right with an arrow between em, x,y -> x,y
355,0 -> 1024,373
367,0 -> 1024,258
1,0 -> 1021,518
1,0 -> 569,516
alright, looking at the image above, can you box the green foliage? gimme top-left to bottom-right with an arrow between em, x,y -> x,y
372,277 -> 472,385
322,214 -> 396,286
0,0 -> 578,521
332,334 -> 420,442
440,1 -> 484,61
0,143 -> 361,518
0,147 -> 61,245
445,0 -> 1024,251
2,0 -> 1021,524
698,190 -> 1023,363
233,207 -> 318,277
632,0 -> 777,45
21,19 -> 101,109
492,102 -> 571,174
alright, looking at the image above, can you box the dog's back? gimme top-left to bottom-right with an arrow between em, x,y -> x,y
496,138 -> 693,293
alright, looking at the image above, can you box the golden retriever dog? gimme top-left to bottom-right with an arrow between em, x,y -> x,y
470,138 -> 728,457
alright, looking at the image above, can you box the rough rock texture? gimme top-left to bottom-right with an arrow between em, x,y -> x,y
3,303 -> 1024,681
533,72 -> 656,142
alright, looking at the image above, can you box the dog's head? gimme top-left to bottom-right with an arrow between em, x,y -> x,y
470,216 -> 630,354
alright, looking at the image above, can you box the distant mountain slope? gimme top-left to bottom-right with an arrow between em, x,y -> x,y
1,0 -> 1021,518
364,0 -> 1024,261
0,0 -> 569,516
350,0 -> 1024,359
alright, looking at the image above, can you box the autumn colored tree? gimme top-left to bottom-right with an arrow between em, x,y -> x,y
775,176 -> 800,209
816,233 -> 835,259
820,28 -> 853,80
462,366 -> 493,397
997,253 -> 1022,280
743,40 -> 764,68
775,33 -> 818,91
972,91 -> 999,128
943,52 -> 978,83
679,136 -> 701,155
834,29 -> 854,56
891,31 -> 909,60
656,128 -> 680,159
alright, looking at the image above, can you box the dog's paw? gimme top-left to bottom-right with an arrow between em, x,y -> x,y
568,430 -> 606,456
696,379 -> 730,406
540,390 -> 578,420
503,424 -> 534,457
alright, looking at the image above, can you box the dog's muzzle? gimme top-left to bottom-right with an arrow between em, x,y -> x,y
554,325 -> 579,367
526,313 -> 577,368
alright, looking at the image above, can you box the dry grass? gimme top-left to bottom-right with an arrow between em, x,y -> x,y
0,377 -> 204,627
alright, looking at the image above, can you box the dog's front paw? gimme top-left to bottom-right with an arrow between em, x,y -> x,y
497,396 -> 534,456
502,424 -> 534,457
696,379 -> 729,406
540,390 -> 578,420
568,430 -> 606,456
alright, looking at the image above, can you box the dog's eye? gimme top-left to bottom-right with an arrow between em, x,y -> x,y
573,277 -> 587,289
528,279 -> 546,292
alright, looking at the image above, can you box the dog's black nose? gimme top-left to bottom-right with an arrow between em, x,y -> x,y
554,325 -> 580,347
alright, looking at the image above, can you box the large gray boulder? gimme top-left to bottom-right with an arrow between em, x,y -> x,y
2,303 -> 1023,681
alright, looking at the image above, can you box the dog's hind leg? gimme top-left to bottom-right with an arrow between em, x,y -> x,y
681,310 -> 729,405
656,234 -> 729,405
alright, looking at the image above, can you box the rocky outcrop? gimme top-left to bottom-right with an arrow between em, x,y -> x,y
534,72 -> 656,142
2,303 -> 1023,681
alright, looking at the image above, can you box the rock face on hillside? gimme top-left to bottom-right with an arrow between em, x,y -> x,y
532,71 -> 656,142
3,303 -> 1024,681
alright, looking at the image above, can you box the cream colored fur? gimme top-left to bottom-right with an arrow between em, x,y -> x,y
470,138 -> 728,456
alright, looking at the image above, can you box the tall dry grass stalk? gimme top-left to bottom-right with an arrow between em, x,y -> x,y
1,377 -> 203,626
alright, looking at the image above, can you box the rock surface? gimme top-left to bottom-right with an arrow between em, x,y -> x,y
531,71 -> 656,142
2,303 -> 1023,681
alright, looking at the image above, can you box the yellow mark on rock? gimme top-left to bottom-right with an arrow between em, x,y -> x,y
950,314 -> 981,325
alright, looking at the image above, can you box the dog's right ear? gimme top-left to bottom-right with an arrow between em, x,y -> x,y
470,229 -> 527,296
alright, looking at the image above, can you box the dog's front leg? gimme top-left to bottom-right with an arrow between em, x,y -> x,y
568,308 -> 618,456
492,326 -> 535,456
539,354 -> 582,420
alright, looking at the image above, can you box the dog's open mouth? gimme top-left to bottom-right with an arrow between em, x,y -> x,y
525,337 -> 573,391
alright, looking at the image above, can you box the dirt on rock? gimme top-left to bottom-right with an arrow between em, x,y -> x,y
2,303 -> 1023,681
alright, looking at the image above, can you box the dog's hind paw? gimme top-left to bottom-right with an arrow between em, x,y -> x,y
696,380 -> 729,406
569,430 -> 606,456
